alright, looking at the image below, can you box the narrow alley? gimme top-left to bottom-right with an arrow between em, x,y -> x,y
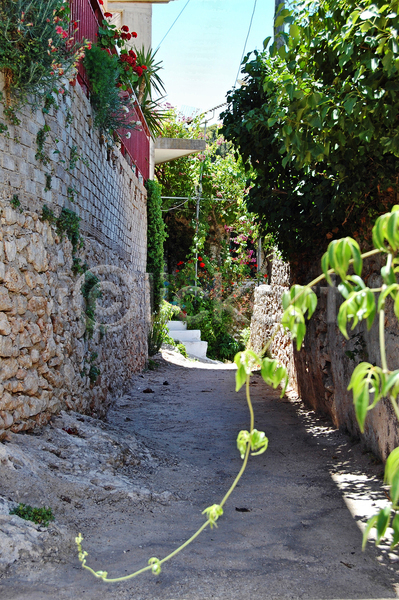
1,349 -> 398,600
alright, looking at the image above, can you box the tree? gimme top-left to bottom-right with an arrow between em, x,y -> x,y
221,0 -> 399,264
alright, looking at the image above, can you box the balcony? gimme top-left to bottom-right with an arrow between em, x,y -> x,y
70,0 -> 150,181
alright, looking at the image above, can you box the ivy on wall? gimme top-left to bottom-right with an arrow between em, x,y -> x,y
146,180 -> 167,313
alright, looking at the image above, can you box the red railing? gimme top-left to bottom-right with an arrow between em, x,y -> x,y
70,0 -> 151,181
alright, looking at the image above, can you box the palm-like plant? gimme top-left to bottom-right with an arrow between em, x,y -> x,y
134,46 -> 167,138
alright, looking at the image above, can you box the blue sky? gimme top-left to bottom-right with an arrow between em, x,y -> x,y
152,0 -> 274,121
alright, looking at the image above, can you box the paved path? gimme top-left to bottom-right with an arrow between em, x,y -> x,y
1,350 -> 398,599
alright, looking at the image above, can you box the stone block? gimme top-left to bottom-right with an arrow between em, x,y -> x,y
2,155 -> 15,171
0,358 -> 18,381
27,296 -> 47,317
0,312 -> 11,335
4,238 -> 17,261
4,267 -> 24,293
0,410 -> 13,428
23,370 -> 40,396
0,286 -> 12,311
0,335 -> 13,357
19,329 -> 32,349
4,208 -> 17,225
26,323 -> 42,345
26,235 -> 48,272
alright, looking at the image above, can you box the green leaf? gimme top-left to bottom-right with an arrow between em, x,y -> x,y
376,506 -> 392,544
348,363 -> 385,431
322,238 -> 362,284
263,36 -> 271,50
385,448 -> 399,486
289,23 -> 300,45
392,512 -> 399,548
234,350 -> 260,390
344,97 -> 357,115
362,514 -> 378,550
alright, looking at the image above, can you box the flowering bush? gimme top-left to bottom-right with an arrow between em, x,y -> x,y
97,15 -> 146,93
0,0 -> 90,110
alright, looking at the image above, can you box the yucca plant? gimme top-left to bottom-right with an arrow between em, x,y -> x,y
134,46 -> 167,137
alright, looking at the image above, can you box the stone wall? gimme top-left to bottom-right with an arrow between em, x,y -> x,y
249,254 -> 296,386
0,81 -> 150,437
250,251 -> 399,461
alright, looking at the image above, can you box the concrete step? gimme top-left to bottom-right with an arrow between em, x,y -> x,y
166,321 -> 208,359
166,321 -> 187,331
169,329 -> 201,342
183,340 -> 208,359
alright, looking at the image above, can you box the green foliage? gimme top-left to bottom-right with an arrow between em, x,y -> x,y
276,205 -> 399,552
84,44 -> 135,139
10,503 -> 54,527
10,194 -> 22,212
175,343 -> 188,358
221,0 -> 399,261
146,180 -> 167,313
0,0 -> 88,109
56,208 -> 84,256
41,204 -> 57,224
147,301 -> 180,356
81,272 -> 102,338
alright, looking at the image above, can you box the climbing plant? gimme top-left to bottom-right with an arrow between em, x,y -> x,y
146,180 -> 167,313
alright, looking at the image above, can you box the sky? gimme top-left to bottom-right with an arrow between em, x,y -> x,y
152,0 -> 275,122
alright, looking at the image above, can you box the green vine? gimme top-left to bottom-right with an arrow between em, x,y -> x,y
81,271 -> 102,339
146,180 -> 167,313
76,348 -> 280,581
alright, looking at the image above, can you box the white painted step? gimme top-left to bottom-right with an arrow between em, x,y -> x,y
183,341 -> 208,359
166,321 -> 187,331
166,321 -> 208,359
169,329 -> 201,342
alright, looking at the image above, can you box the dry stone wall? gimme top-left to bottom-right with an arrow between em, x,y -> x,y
0,81 -> 150,438
249,254 -> 296,386
250,251 -> 399,461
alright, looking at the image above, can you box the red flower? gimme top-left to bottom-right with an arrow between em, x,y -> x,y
177,261 -> 184,266
200,262 -> 205,268
129,49 -> 137,59
175,269 -> 179,273
98,0 -> 103,4
133,65 -> 143,77
263,274 -> 268,278
104,12 -> 113,18
142,65 -> 147,70
121,25 -> 129,32
132,32 -> 138,38
198,256 -> 202,261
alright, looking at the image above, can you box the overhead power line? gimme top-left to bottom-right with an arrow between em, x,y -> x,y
234,0 -> 258,89
155,0 -> 192,52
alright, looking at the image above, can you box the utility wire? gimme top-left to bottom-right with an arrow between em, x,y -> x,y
155,0 -> 192,52
233,0 -> 258,89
